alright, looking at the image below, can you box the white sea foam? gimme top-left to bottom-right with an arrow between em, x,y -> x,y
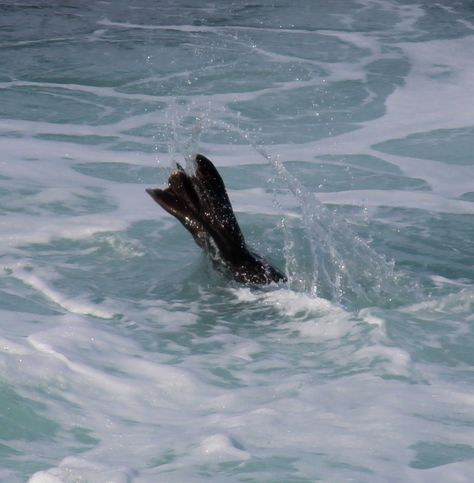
197,433 -> 250,460
303,35 -> 474,152
2,1 -> 474,482
10,267 -> 116,319
29,456 -> 135,483
317,189 -> 474,214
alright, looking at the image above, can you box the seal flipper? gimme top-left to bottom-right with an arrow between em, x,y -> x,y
146,178 -> 213,253
167,169 -> 201,216
191,154 -> 246,258
146,154 -> 287,285
145,187 -> 191,235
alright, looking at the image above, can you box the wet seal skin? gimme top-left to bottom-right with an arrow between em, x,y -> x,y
146,154 -> 286,285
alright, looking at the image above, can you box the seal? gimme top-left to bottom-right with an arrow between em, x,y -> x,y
146,154 -> 286,285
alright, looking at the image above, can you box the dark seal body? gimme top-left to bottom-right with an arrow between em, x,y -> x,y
146,154 -> 286,285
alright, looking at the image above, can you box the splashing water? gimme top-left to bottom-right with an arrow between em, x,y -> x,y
2,3 -> 474,481
257,146 -> 404,307
167,114 -> 404,307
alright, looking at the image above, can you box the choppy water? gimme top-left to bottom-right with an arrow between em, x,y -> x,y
1,1 -> 474,481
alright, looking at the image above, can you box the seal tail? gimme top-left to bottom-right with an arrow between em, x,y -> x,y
146,167 -> 212,252
146,154 -> 286,285
146,155 -> 246,258
191,154 -> 246,256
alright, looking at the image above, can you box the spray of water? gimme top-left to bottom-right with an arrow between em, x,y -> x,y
161,113 -> 403,307
254,145 -> 401,307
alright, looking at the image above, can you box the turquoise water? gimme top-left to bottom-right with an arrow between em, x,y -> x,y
1,1 -> 474,481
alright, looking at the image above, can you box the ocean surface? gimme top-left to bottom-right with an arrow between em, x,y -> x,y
1,1 -> 474,481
